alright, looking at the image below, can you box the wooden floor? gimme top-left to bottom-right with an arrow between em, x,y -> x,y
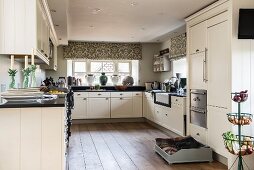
68,122 -> 227,170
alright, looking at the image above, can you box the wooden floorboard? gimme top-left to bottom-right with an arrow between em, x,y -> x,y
68,122 -> 227,170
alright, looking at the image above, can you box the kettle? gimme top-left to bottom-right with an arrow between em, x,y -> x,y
151,81 -> 160,90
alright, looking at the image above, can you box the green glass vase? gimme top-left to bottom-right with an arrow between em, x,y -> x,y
99,73 -> 108,86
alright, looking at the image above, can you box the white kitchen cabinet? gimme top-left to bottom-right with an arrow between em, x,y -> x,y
143,92 -> 155,121
111,97 -> 133,118
207,106 -> 230,158
72,92 -> 88,119
41,107 -> 64,170
20,108 -> 41,170
0,108 -> 20,170
0,107 -> 65,170
0,0 -> 55,64
132,92 -> 143,117
189,52 -> 207,90
72,97 -> 87,119
87,98 -> 110,118
207,12 -> 231,109
189,123 -> 207,144
189,21 -> 207,54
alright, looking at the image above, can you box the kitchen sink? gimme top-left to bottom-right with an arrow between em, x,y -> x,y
154,93 -> 171,107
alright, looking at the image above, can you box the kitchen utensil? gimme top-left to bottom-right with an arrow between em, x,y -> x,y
151,81 -> 160,90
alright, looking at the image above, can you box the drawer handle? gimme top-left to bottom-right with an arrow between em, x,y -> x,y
196,133 -> 200,136
120,98 -> 123,100
83,98 -> 87,100
120,93 -> 123,95
106,98 -> 109,100
136,94 -> 139,95
98,94 -> 102,96
176,99 -> 178,101
196,49 -> 199,53
165,114 -> 168,116
77,94 -> 81,96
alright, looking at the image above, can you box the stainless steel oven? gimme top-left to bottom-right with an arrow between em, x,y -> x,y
190,89 -> 207,128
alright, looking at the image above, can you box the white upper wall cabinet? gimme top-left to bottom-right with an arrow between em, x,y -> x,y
189,21 -> 207,55
0,0 -> 57,65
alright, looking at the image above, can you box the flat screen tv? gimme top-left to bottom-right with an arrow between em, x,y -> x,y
238,9 -> 254,39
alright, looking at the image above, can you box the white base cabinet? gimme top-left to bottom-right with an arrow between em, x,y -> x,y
73,92 -> 143,119
0,107 -> 66,170
87,98 -> 110,118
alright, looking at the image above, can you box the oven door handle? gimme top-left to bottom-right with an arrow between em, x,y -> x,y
190,109 -> 206,114
190,92 -> 206,95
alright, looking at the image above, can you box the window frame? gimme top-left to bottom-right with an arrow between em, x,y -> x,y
72,60 -> 132,75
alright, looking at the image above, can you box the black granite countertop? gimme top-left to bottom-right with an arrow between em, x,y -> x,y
0,97 -> 65,108
72,86 -> 146,92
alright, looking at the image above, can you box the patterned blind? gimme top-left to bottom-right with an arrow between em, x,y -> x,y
169,33 -> 186,59
63,41 -> 142,60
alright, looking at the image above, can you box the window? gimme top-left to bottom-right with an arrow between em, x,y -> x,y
71,60 -> 136,85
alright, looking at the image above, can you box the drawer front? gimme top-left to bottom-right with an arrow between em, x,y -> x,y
88,92 -> 111,98
171,96 -> 185,106
74,92 -> 88,98
190,123 -> 207,144
111,92 -> 132,98
132,92 -> 143,97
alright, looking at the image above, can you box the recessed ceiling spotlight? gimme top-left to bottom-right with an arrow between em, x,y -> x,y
50,9 -> 56,13
92,8 -> 101,14
131,2 -> 138,6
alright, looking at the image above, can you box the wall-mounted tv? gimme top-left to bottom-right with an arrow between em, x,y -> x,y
238,9 -> 254,39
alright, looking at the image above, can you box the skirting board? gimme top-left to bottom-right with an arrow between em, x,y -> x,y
72,117 -> 146,124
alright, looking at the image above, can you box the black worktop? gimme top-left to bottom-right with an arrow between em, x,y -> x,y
71,86 -> 146,92
0,97 -> 65,108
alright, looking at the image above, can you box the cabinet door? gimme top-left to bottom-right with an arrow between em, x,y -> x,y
147,99 -> 155,121
72,97 -> 87,119
41,107 -> 64,170
87,98 -> 110,118
36,2 -> 42,51
166,104 -> 184,136
0,108 -> 20,170
20,108 -> 41,170
133,96 -> 142,117
111,98 -> 133,118
189,52 -> 207,90
207,106 -> 230,158
189,21 -> 207,54
207,16 -> 231,108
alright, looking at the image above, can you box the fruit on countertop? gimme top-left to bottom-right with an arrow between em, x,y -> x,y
48,90 -> 65,94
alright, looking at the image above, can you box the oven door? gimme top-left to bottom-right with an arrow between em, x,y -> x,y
190,108 -> 207,128
190,89 -> 207,110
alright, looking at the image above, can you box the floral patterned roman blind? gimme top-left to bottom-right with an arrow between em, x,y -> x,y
169,33 -> 186,60
63,41 -> 142,60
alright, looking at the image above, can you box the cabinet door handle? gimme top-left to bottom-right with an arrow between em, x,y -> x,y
77,94 -> 81,96
83,98 -> 87,100
120,93 -> 123,96
196,49 -> 199,53
105,98 -> 109,100
120,98 -> 123,100
196,133 -> 200,136
204,48 -> 208,82
97,93 -> 102,96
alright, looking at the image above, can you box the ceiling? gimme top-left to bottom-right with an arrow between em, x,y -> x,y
48,0 -> 217,45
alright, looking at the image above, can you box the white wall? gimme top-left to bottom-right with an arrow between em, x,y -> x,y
0,55 -> 45,90
0,55 -> 22,90
229,0 -> 254,169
